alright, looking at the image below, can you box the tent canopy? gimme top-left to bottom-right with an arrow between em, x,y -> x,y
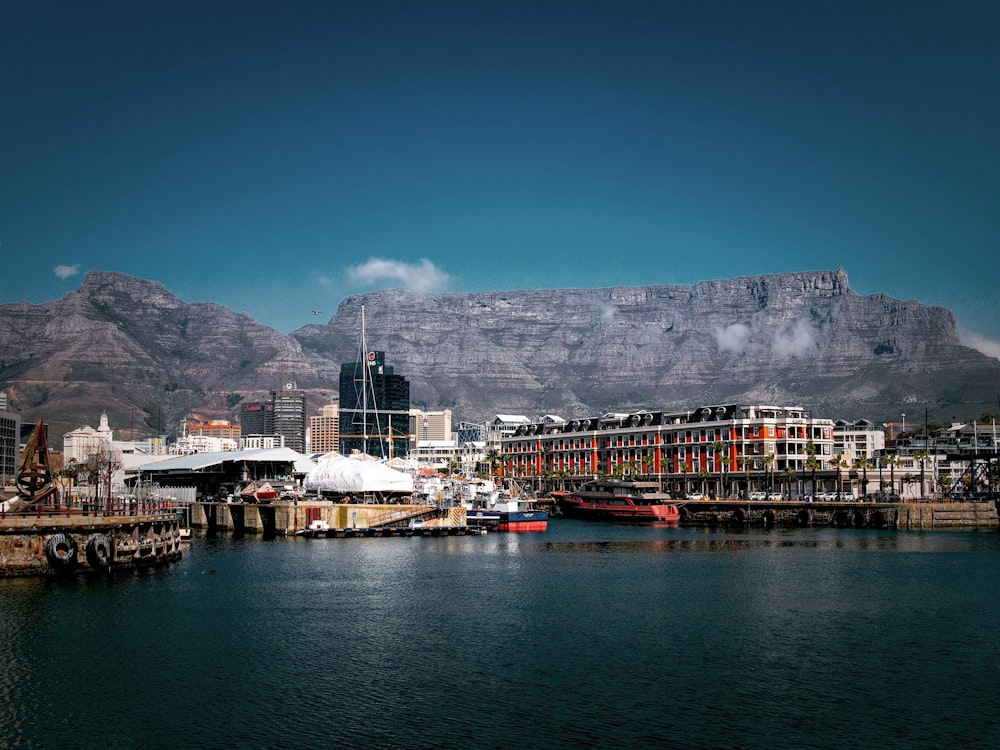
304,454 -> 413,494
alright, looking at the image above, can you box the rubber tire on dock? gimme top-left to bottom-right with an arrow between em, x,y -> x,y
762,508 -> 777,526
85,534 -> 113,571
797,509 -> 813,526
44,533 -> 79,572
731,507 -> 749,524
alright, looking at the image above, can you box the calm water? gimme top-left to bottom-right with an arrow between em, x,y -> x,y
3,521 -> 1000,749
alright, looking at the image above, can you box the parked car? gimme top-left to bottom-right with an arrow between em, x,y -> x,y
686,492 -> 705,501
767,492 -> 783,501
749,491 -> 767,501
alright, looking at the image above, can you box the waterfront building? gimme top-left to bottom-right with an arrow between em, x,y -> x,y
182,418 -> 241,443
309,401 -> 340,455
339,351 -> 410,458
409,408 -> 452,444
499,404 -> 835,498
63,412 -> 115,464
0,397 -> 20,483
833,419 -> 884,463
241,400 -> 274,437
409,440 -> 460,471
273,384 -> 307,453
486,415 -> 532,449
173,434 -> 238,454
241,434 -> 286,450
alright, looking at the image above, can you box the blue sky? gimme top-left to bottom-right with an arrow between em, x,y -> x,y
2,1 -> 998,355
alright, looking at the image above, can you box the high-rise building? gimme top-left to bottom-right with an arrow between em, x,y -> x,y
272,384 -> 307,453
0,397 -> 21,483
241,400 -> 274,437
309,400 -> 340,455
339,351 -> 410,458
409,408 -> 452,443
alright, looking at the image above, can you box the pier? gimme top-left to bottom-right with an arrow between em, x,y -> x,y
190,500 -> 474,537
0,512 -> 185,577
679,499 -> 999,529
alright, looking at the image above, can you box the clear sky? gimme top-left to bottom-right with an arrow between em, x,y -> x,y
2,1 -> 998,356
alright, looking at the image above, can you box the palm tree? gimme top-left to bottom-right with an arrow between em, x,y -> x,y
781,466 -> 798,499
711,441 -> 727,498
738,455 -> 753,497
805,455 -> 821,499
913,449 -> 929,499
719,455 -> 732,498
832,454 -> 848,497
763,453 -> 776,492
680,460 -> 692,498
698,467 -> 711,498
854,457 -> 872,499
884,454 -> 898,498
486,448 -> 500,482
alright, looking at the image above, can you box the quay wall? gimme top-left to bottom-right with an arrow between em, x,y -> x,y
0,514 -> 184,577
680,500 -> 998,529
191,501 -> 465,536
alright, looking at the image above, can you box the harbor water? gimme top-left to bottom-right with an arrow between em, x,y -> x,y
3,521 -> 1000,749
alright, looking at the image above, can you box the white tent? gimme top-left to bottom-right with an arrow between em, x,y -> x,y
304,454 -> 414,494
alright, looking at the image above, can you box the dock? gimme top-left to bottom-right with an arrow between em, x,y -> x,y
679,499 -> 999,529
190,500 -> 474,537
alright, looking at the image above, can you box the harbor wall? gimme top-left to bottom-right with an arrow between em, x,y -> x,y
0,514 -> 184,577
190,501 -> 465,536
680,500 -> 998,529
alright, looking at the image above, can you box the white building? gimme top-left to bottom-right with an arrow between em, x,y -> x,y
833,419 -> 885,463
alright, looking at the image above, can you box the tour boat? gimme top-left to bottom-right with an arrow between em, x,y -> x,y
551,478 -> 680,523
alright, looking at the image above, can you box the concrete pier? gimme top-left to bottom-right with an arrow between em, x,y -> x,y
190,500 -> 468,536
680,500 -> 999,529
0,512 -> 184,577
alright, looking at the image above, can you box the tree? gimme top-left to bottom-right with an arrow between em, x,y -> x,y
832,454 -> 848,497
680,460 -> 692,497
763,453 -> 776,492
711,441 -> 727,498
854,457 -> 872,499
805,455 -> 821,498
486,449 -> 500,482
913,449 -> 929,499
781,466 -> 798,499
738,455 -> 753,496
698,467 -> 711,497
884,454 -> 898,497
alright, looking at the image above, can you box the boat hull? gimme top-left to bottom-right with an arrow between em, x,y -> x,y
466,509 -> 548,532
552,494 -> 680,523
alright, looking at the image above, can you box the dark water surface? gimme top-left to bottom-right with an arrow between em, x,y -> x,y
3,521 -> 1000,749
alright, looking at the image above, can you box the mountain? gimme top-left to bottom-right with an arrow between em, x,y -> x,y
2,269 -> 998,440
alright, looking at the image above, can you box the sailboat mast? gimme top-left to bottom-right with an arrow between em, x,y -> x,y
361,305 -> 368,456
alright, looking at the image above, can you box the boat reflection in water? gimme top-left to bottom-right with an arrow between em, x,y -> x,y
551,477 -> 680,523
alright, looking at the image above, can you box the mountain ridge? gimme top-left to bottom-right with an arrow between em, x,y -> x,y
1,269 -> 997,440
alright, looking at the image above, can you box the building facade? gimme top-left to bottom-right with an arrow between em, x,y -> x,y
272,384 -> 307,453
309,401 -> 340,455
339,351 -> 410,458
499,404 -> 835,498
409,408 -> 452,444
241,400 -> 274,437
0,398 -> 20,483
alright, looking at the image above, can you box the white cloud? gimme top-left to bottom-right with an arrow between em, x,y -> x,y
598,301 -> 617,323
715,322 -> 752,353
346,257 -> 450,293
772,317 -> 818,358
53,264 -> 81,279
960,327 -> 1000,360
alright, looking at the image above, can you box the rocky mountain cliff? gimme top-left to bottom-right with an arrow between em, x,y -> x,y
2,269 -> 998,439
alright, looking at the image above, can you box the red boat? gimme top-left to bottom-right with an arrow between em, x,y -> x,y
551,478 -> 680,523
